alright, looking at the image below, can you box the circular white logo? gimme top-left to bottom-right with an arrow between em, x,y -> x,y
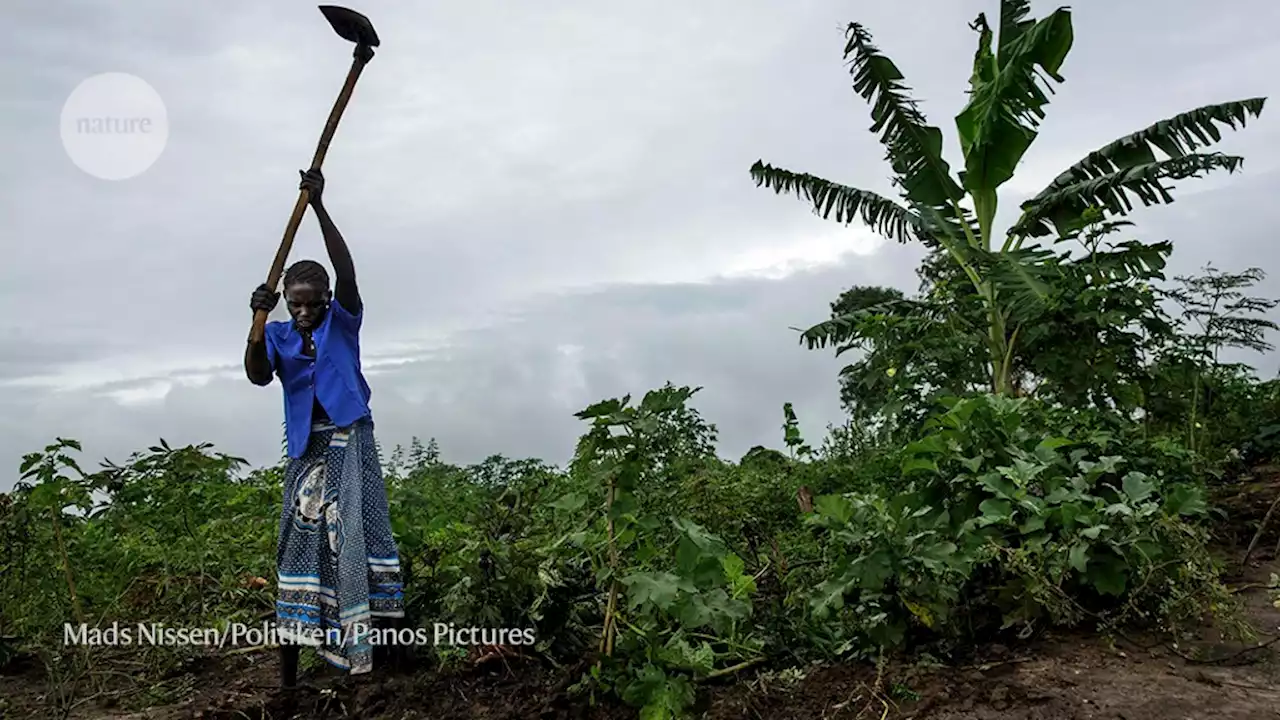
60,72 -> 168,180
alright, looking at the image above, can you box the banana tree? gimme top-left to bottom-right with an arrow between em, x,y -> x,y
751,0 -> 1265,395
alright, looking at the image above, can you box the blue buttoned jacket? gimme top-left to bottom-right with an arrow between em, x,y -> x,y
264,301 -> 372,459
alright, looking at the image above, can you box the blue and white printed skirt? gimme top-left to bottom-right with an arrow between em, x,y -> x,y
274,418 -> 404,674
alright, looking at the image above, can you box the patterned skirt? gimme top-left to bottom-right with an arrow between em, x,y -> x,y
274,418 -> 404,673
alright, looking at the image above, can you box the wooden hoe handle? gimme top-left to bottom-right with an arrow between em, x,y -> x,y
249,49 -> 372,344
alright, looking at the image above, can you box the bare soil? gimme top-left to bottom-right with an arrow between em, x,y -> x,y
4,469 -> 1280,720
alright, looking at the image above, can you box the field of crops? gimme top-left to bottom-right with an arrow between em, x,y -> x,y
4,2 -> 1280,718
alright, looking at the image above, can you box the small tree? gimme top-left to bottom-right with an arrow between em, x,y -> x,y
751,0 -> 1265,396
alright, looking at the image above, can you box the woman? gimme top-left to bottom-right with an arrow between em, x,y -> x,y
244,168 -> 403,680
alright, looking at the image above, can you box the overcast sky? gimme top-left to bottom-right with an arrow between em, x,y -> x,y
2,0 -> 1279,488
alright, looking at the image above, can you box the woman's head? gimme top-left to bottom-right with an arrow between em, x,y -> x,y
283,260 -> 331,331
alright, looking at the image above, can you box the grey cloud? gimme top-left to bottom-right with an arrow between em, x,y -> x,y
0,332 -> 113,381
0,247 -> 927,489
2,1 -> 1279,487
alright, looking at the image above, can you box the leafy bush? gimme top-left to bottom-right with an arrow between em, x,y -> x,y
807,395 -> 1225,653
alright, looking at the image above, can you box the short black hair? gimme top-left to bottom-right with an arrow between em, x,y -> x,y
283,260 -> 330,290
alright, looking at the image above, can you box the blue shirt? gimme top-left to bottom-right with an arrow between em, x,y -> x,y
265,300 -> 372,458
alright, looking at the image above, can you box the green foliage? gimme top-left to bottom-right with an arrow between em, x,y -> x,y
2,3 -> 1274,718
806,394 -> 1230,659
555,385 -> 763,717
805,263 -> 987,436
1012,100 -> 1267,239
7,366 -> 1262,717
754,0 -> 1265,396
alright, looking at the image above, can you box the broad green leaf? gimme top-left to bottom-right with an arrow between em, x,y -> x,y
675,595 -> 713,629
1165,484 -> 1208,517
856,549 -> 895,592
841,23 -> 969,230
574,396 -> 628,420
811,576 -> 852,618
1121,472 -> 1155,503
997,0 -> 1035,54
1034,435 -> 1072,455
1068,541 -> 1089,573
1085,240 -> 1171,278
675,523 -> 729,588
658,637 -> 716,676
672,518 -> 723,552
1019,514 -> 1047,534
919,541 -> 959,569
1003,457 -> 1049,485
902,456 -> 939,475
622,572 -> 682,612
1080,524 -> 1109,540
722,553 -> 746,580
18,454 -> 41,476
970,245 -> 1061,318
1044,487 -> 1073,505
1014,152 -> 1250,239
638,677 -> 695,720
639,385 -> 699,413
623,665 -> 694,720
1079,455 -> 1123,479
1017,99 -> 1266,236
978,498 -> 1013,525
548,492 -> 586,513
814,494 -> 855,525
28,481 -> 61,509
1103,503 -> 1133,517
955,6 -> 1073,232
1017,496 -> 1046,517
702,589 -> 751,632
1023,531 -> 1051,550
903,434 -> 950,455
749,163 -> 927,244
978,472 -> 1018,500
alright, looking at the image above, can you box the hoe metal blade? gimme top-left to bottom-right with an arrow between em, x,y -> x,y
319,5 -> 379,47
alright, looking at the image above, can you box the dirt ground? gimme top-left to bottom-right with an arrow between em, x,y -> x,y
5,470 -> 1280,719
